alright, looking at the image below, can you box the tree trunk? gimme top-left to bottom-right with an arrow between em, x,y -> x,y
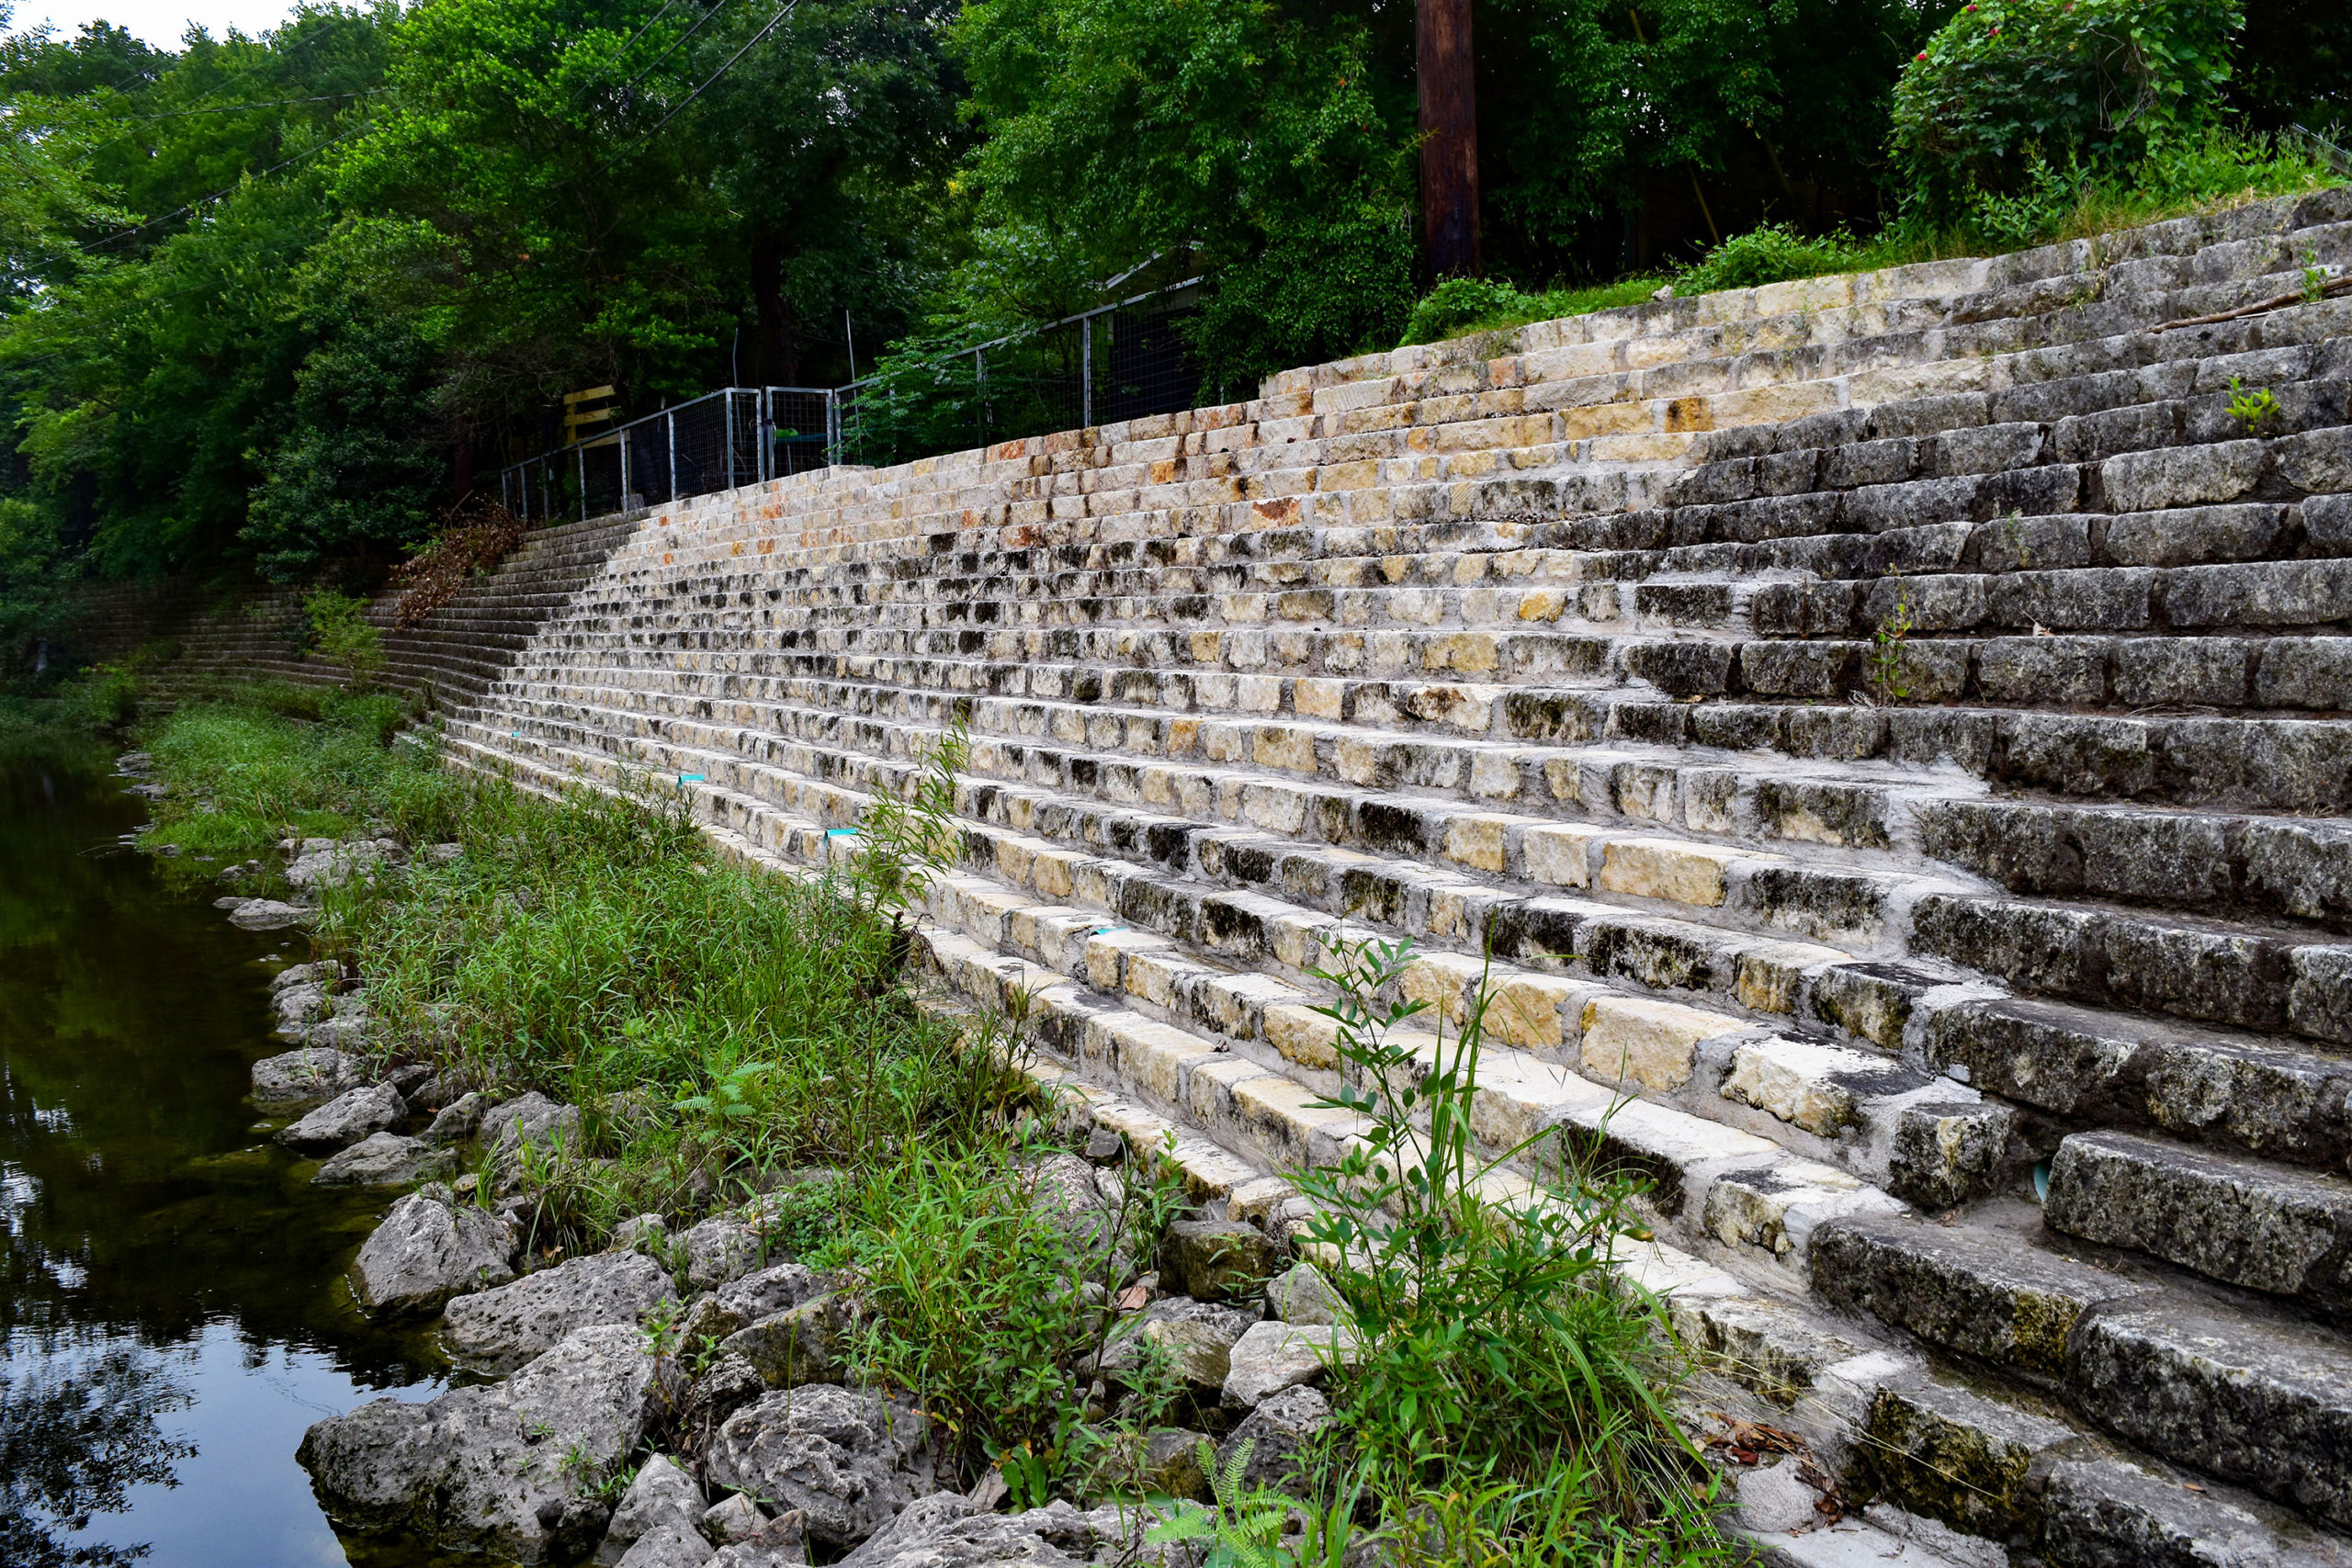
751,233 -> 798,385
1417,0 -> 1479,278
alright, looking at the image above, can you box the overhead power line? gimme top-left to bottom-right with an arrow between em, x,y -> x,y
74,116 -> 373,253
601,0 -> 741,112
120,88 -> 388,119
568,0 -> 695,102
596,0 -> 803,175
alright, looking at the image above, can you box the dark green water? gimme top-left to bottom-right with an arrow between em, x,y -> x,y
1,746 -> 442,1567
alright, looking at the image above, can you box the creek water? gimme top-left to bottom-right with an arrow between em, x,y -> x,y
0,746 -> 444,1567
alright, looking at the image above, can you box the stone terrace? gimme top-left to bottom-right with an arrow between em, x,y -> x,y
444,189 -> 2352,1565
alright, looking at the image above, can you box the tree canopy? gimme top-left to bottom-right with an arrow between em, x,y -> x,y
0,0 -> 2339,600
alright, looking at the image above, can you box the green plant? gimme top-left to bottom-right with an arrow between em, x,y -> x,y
2303,251 -> 2333,305
1677,222 -> 1864,295
1891,0 -> 2246,225
2228,376 -> 2280,433
1290,935 -> 1718,1558
849,709 -> 970,922
302,588 -> 385,691
1870,587 -> 1917,704
1399,277 -> 1543,347
2000,509 -> 2035,568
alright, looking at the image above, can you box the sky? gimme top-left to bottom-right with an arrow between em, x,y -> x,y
6,0 -> 298,49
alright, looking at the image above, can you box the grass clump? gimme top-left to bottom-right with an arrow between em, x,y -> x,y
136,695 -> 1720,1554
1292,935 -> 1725,1564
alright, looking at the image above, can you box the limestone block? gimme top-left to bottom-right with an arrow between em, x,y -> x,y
1579,996 -> 1745,1092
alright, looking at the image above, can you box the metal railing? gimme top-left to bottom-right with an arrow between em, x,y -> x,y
497,278 -> 1204,525
500,386 -> 839,524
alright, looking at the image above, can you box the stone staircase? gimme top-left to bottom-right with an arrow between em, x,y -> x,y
56,513 -> 640,709
439,188 -> 2352,1565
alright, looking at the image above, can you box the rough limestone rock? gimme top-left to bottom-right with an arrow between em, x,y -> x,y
1216,1385 -> 1333,1498
720,1295 -> 852,1390
1027,1154 -> 1120,1261
250,1046 -> 366,1112
1736,1459 -> 1823,1534
596,1454 -> 705,1566
273,981 -> 334,1032
685,1349 -> 770,1428
681,1261 -> 827,1347
705,1385 -> 935,1550
297,1323 -> 657,1563
1159,1220 -> 1279,1303
1222,1321 -> 1355,1409
611,1213 -> 669,1254
684,1213 -> 766,1291
443,1252 -> 678,1373
480,1090 -> 582,1157
1137,1428 -> 1213,1501
707,1512 -> 808,1568
277,1082 -> 404,1154
835,1495 -> 1177,1568
229,897 -> 310,931
287,837 -> 400,892
702,1492 -> 765,1543
424,1090 -> 492,1145
1266,1263 -> 1343,1327
1101,1297 -> 1258,1393
302,1008 -> 376,1053
313,1131 -> 455,1189
350,1186 -> 518,1316
617,1525 -> 716,1568
270,960 -> 339,993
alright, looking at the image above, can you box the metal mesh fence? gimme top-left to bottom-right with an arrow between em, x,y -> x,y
499,286 -> 1202,522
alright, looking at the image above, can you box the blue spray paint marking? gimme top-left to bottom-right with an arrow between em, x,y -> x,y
679,773 -> 705,783
827,829 -> 857,837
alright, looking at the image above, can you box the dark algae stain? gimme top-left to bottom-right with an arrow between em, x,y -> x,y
0,746 -> 443,1567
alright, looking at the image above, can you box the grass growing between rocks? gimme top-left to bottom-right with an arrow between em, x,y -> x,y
139,695 -> 1727,1562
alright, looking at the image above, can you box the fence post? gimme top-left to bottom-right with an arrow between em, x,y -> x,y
760,389 -> 772,485
725,392 -> 736,491
620,425 -> 631,511
1080,316 -> 1093,428
666,409 -> 677,504
577,443 -> 587,522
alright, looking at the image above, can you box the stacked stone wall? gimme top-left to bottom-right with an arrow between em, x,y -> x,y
107,188 -> 2352,1562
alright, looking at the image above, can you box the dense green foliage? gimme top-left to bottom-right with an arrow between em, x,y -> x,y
1891,0 -> 2245,222
0,0 -> 2342,622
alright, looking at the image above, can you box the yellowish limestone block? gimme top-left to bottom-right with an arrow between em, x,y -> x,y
1442,814 -> 1512,874
1734,941 -> 1847,1014
1599,838 -> 1750,906
1487,973 -> 1583,1049
1264,1003 -> 1341,1070
1521,822 -> 1602,886
1401,951 -> 1488,1025
1579,996 -> 1744,1092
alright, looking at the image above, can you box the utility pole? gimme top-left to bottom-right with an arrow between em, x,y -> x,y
1418,0 -> 1479,277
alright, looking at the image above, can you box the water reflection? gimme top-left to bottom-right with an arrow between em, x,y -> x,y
0,744 -> 443,1566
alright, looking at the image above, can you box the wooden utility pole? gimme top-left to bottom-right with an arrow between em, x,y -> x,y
1418,0 -> 1479,277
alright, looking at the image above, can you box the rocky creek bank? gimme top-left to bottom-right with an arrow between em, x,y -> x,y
193,801 -> 1356,1567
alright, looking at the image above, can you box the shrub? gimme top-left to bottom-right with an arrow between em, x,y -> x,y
1891,0 -> 2246,223
302,588 -> 385,690
1677,222 -> 1865,295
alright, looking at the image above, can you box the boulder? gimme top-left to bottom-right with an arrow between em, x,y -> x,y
273,981 -> 333,1032
704,1385 -> 934,1551
834,1495 -> 1176,1568
596,1454 -> 705,1566
444,1252 -> 678,1374
702,1492 -> 765,1543
682,1262 -> 827,1347
350,1186 -> 518,1316
424,1090 -> 492,1145
314,1132 -> 455,1189
611,1213 -> 669,1254
1266,1263 -> 1343,1327
277,1082 -> 405,1154
1216,1385 -> 1333,1497
270,960 -> 339,993
297,1324 -> 658,1564
1027,1154 -> 1122,1263
617,1525 -> 716,1568
1222,1322 -> 1355,1410
1101,1298 -> 1257,1394
287,838 -> 401,892
1137,1428 -> 1213,1501
707,1511 -> 809,1568
303,1006 -> 375,1049
684,1350 -> 769,1428
1159,1220 -> 1278,1303
1735,1459 -> 1821,1535
481,1090 -> 582,1157
229,897 -> 310,931
720,1295 -> 852,1391
250,1046 -> 367,1112
683,1213 -> 765,1291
